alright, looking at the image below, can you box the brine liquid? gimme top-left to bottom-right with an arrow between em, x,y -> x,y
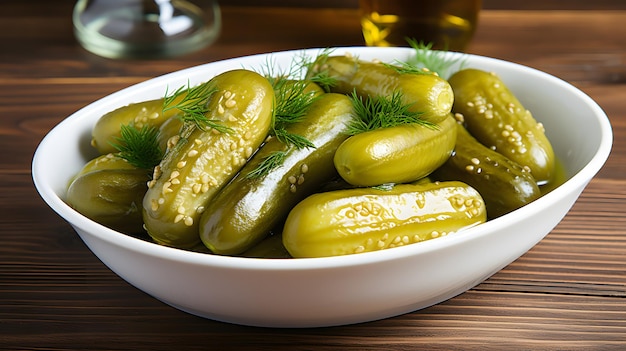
359,0 -> 481,51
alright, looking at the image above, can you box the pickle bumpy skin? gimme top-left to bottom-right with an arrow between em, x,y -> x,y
434,122 -> 541,218
283,181 -> 487,258
142,69 -> 274,249
448,68 -> 556,184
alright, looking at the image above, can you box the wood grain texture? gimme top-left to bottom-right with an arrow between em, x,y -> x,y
1,1 -> 625,349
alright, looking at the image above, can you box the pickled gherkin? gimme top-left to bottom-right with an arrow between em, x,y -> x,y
91,97 -> 183,155
334,113 -> 457,187
433,122 -> 541,218
448,68 -> 556,184
66,153 -> 150,234
142,69 -> 274,249
282,181 -> 487,258
310,54 -> 454,123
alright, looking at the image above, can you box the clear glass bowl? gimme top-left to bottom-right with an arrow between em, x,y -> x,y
73,0 -> 221,59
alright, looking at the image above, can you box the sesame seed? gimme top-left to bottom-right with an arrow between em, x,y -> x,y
184,216 -> 194,226
192,183 -> 202,194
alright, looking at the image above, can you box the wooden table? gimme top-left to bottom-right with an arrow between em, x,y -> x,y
2,1 -> 625,349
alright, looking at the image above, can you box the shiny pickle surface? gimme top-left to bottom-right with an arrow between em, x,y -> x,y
433,122 -> 541,218
448,68 -> 556,184
142,69 -> 274,249
157,115 -> 184,153
66,153 -> 149,234
334,113 -> 457,187
312,55 -> 454,122
283,181 -> 487,258
199,93 -> 355,255
91,96 -> 183,155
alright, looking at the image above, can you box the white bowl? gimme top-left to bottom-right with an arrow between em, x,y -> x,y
32,47 -> 613,328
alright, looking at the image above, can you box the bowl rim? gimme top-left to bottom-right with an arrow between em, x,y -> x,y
32,46 -> 614,271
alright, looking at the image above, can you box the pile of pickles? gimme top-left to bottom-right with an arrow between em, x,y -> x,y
66,50 -> 556,259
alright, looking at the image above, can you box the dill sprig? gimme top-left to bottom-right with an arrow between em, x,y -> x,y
111,124 -> 163,170
163,81 -> 232,134
391,39 -> 466,79
302,48 -> 338,93
347,90 -> 437,135
271,78 -> 317,149
245,150 -> 287,179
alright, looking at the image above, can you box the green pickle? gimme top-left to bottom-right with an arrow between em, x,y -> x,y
312,55 -> 454,122
433,122 -> 541,218
142,69 -> 274,249
334,113 -> 457,187
283,181 -> 487,258
448,68 -> 556,184
66,153 -> 149,234
199,93 -> 355,255
91,97 -> 183,155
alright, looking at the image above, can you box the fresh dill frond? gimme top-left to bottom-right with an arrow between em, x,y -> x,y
396,39 -> 466,79
302,48 -> 337,92
163,80 -> 233,134
273,128 -> 316,149
272,78 -> 317,127
111,124 -> 163,170
245,150 -> 287,179
347,90 -> 437,135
